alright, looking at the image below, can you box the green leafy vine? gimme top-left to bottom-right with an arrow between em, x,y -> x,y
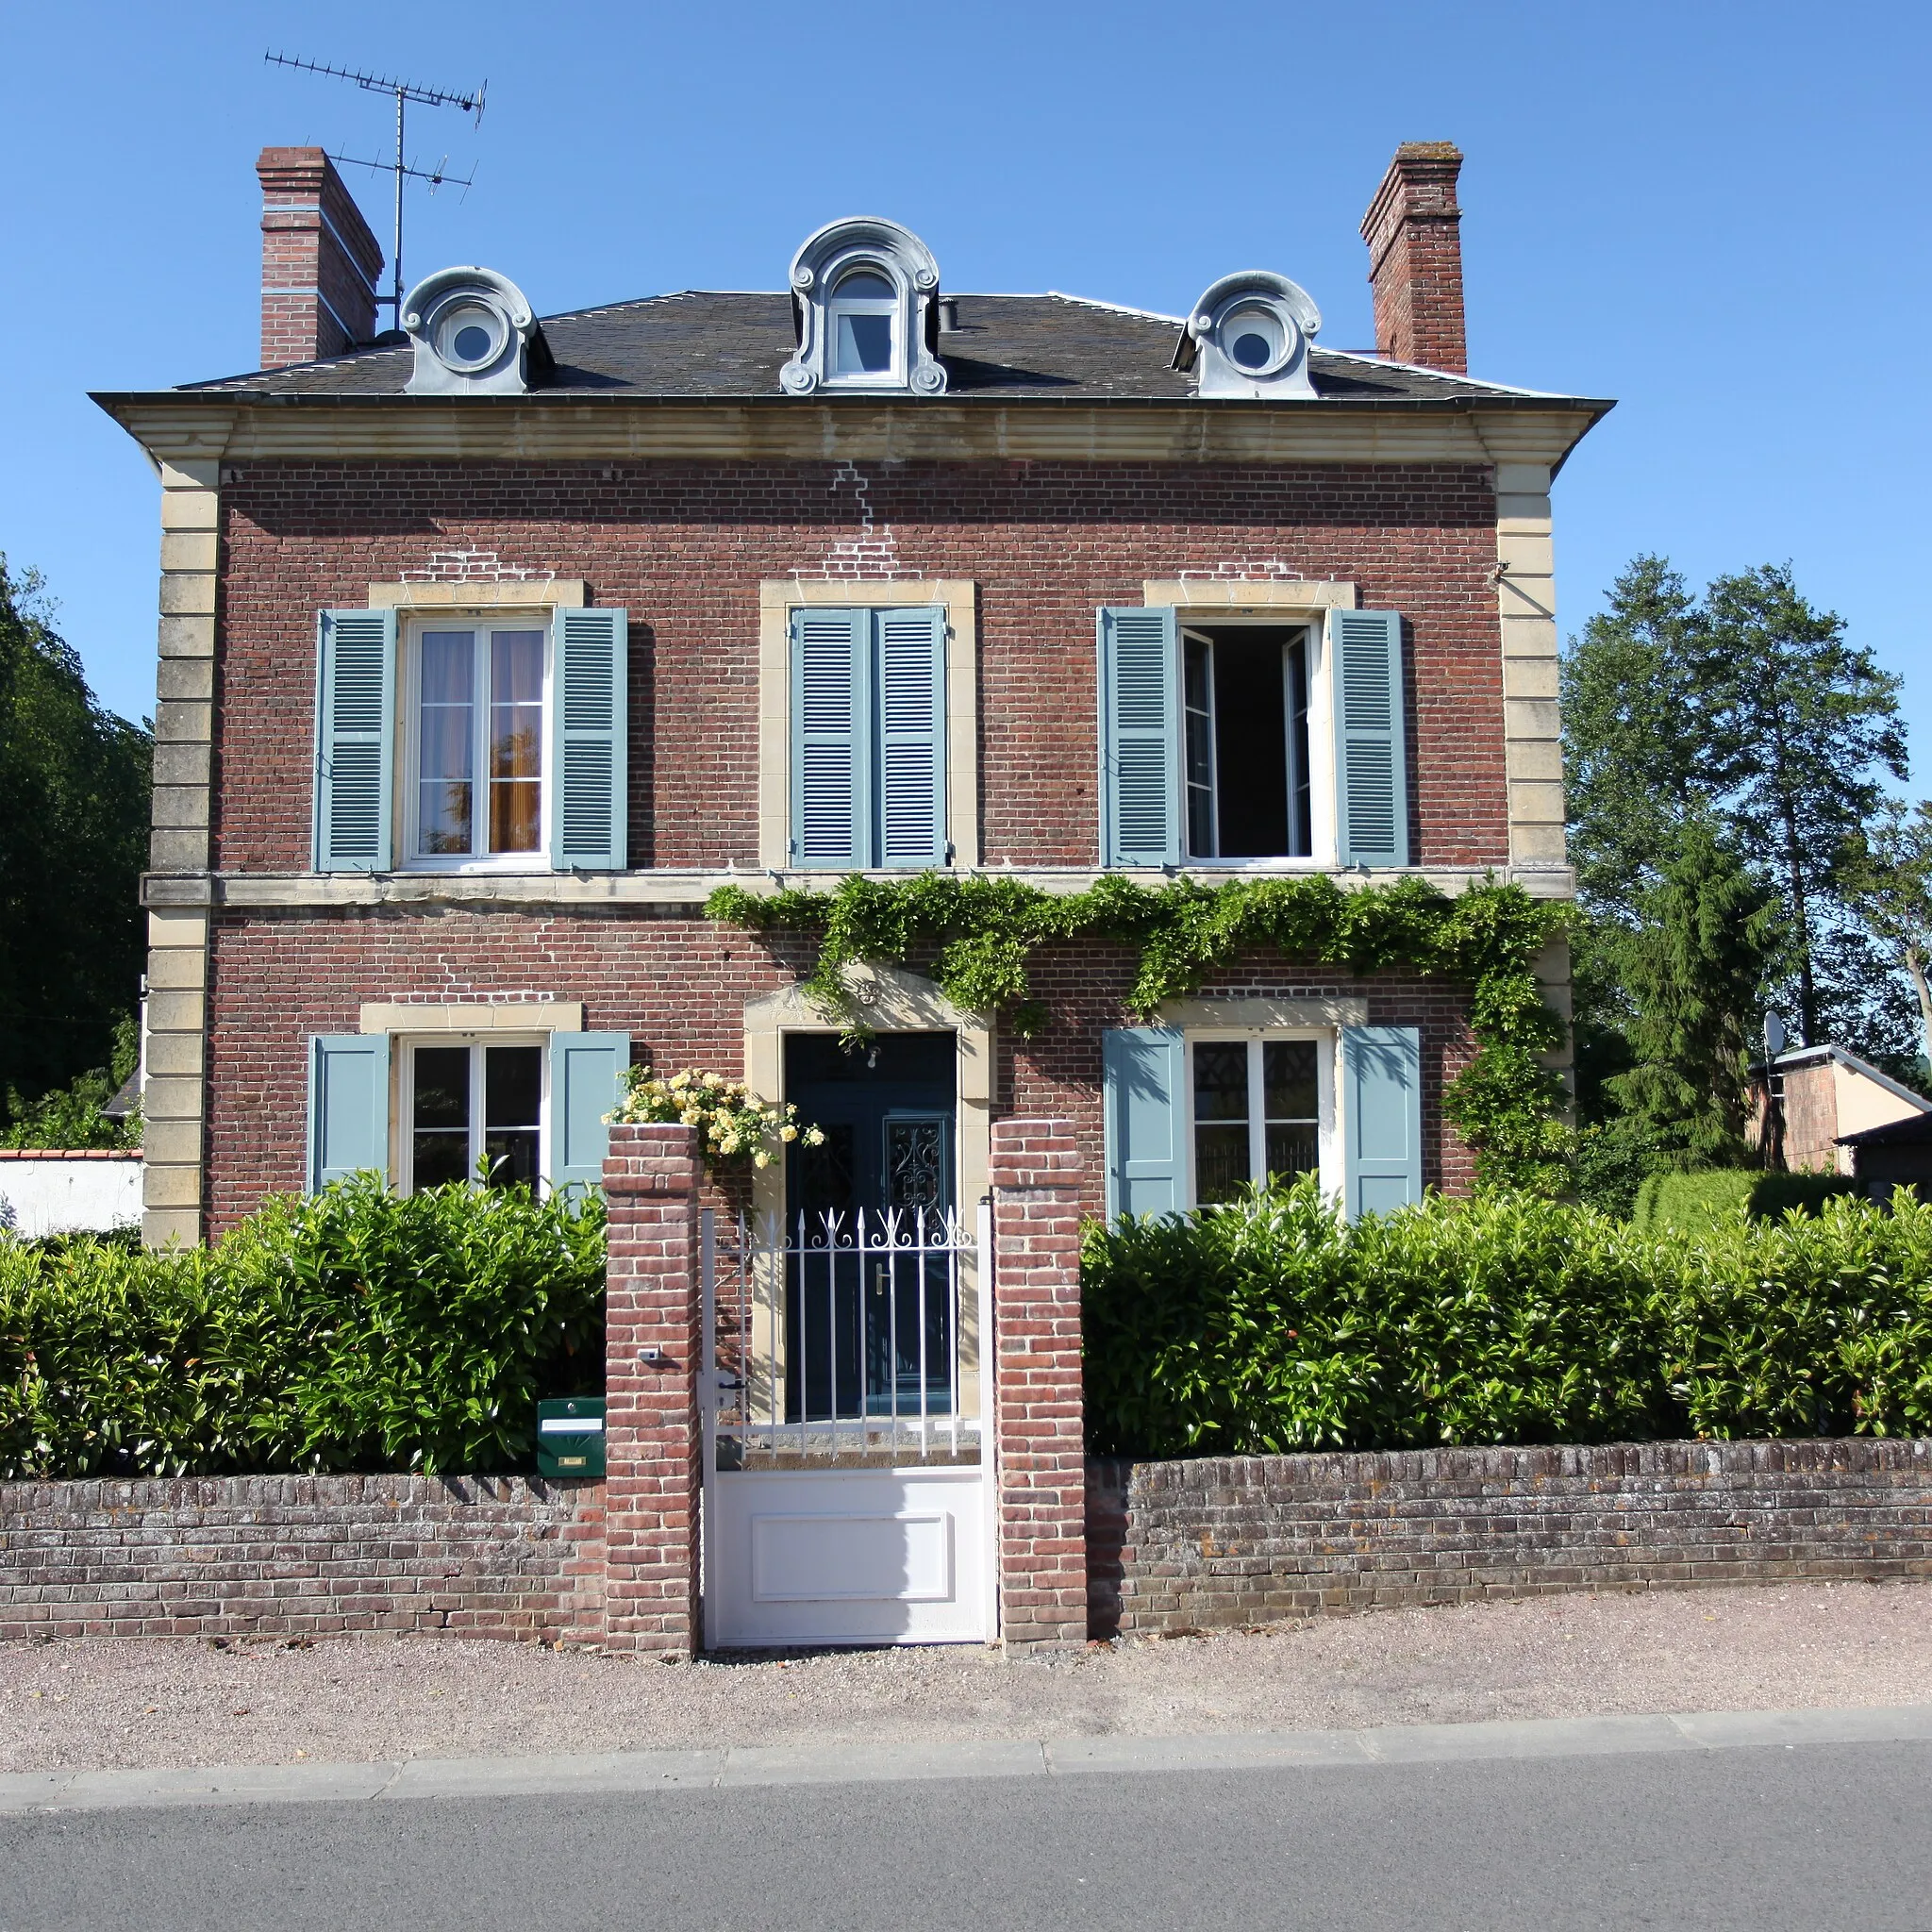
706,873 -> 1574,1194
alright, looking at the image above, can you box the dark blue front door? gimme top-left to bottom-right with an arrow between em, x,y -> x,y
784,1032 -> 956,1422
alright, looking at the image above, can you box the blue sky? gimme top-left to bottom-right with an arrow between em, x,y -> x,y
5,0 -> 1926,780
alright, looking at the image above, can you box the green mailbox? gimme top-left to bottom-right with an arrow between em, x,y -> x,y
536,1396 -> 606,1479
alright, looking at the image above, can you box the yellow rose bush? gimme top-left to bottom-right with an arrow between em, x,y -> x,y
608,1064 -> 824,1170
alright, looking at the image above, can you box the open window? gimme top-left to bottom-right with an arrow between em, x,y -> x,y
1182,626 -> 1313,861
1098,605 -> 1407,871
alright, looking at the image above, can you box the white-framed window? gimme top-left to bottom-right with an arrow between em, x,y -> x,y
1186,1031 -> 1334,1206
1182,625 -> 1315,861
401,1035 -> 546,1192
825,268 -> 903,386
403,620 -> 549,868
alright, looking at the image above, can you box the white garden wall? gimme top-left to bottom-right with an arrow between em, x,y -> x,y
0,1152 -> 142,1237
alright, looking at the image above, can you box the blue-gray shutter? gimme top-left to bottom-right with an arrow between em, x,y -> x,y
314,609 -> 396,872
1341,1024 -> 1422,1218
1097,608 -> 1181,868
791,608 -> 868,867
1103,1025 -> 1186,1221
549,1031 -> 631,1192
874,605 -> 947,867
307,1034 -> 391,1191
1327,609 -> 1409,868
550,608 -> 628,871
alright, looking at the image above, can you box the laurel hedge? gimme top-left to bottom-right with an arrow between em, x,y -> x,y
0,1175 -> 605,1480
1082,1179 -> 1932,1457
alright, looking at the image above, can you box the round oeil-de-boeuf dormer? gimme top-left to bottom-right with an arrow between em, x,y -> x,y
1184,271 -> 1322,399
403,266 -> 541,395
780,217 -> 948,396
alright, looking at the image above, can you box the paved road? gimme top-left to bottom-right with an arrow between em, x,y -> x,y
7,1736 -> 1931,1930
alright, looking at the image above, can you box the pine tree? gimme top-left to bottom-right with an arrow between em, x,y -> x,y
1607,818 -> 1781,1168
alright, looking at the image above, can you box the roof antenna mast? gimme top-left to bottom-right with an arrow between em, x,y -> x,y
264,51 -> 486,325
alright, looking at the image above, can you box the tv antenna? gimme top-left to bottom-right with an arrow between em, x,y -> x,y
265,52 -> 486,326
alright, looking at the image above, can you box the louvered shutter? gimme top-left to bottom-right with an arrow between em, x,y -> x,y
1097,608 -> 1180,868
550,608 -> 628,871
874,606 -> 946,867
1341,1024 -> 1422,1218
1327,609 -> 1409,869
549,1031 -> 631,1192
314,609 -> 396,872
791,608 -> 868,868
1103,1025 -> 1187,1221
307,1034 -> 391,1191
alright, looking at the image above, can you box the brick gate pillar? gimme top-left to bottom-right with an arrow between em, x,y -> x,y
991,1117 -> 1087,1650
601,1123 -> 702,1657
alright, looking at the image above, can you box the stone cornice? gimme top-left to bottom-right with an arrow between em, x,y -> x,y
142,862 -> 1578,911
92,392 -> 1611,475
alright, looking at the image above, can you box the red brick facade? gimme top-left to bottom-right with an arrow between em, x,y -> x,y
211,458 -> 1505,874
201,910 -> 1475,1234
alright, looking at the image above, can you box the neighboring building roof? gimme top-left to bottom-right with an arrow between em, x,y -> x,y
1839,1109 -> 1932,1149
171,291 -> 1609,411
1758,1043 -> 1932,1117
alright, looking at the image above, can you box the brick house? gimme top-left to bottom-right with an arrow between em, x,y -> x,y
93,142 -> 1609,1646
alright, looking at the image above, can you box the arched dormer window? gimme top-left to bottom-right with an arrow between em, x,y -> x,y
781,218 -> 948,396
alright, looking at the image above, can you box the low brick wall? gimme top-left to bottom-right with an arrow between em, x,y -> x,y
0,1475 -> 607,1642
1087,1439 -> 1932,1638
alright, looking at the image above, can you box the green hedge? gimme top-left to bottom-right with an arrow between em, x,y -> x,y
1083,1179 -> 1932,1458
0,1176 -> 605,1480
1633,1168 -> 1861,1232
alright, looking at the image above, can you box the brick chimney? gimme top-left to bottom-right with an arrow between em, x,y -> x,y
1359,142 -> 1467,375
256,148 -> 385,370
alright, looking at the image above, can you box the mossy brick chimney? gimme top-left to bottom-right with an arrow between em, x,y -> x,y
1360,142 -> 1468,375
256,147 -> 385,370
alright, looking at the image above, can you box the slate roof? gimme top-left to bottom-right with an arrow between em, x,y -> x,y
176,291 -> 1598,408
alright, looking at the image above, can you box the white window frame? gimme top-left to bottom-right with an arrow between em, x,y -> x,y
398,1031 -> 551,1194
399,614 -> 555,873
823,262 -> 907,390
1183,1027 -> 1339,1207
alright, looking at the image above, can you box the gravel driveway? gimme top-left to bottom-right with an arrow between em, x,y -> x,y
4,1580 -> 1929,1774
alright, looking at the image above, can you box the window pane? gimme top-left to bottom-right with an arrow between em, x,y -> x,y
485,1045 -> 541,1129
1264,1123 -> 1320,1182
491,630 -> 543,707
487,631 -> 543,854
1194,1124 -> 1250,1204
1184,637 -> 1215,859
418,633 -> 476,856
413,1045 -> 472,1189
413,1047 -> 470,1127
412,1132 -> 472,1189
490,781 -> 541,853
1192,1041 -> 1248,1121
484,1129 -> 541,1191
1263,1041 -> 1319,1121
419,632 -> 475,705
835,271 -> 893,299
836,311 -> 892,375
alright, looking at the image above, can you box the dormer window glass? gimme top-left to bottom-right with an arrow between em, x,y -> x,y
781,218 -> 949,397
830,270 -> 899,380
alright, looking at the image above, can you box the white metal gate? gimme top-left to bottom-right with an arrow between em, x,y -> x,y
701,1204 -> 995,1647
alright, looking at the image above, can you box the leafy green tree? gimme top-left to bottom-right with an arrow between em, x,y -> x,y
0,559 -> 152,1123
1840,799 -> 1932,1075
1560,556 -> 1715,923
1,1013 -> 141,1149
1605,818 -> 1781,1169
1696,564 -> 1907,1052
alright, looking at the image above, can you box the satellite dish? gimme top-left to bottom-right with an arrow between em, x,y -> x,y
1764,1012 -> 1789,1058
